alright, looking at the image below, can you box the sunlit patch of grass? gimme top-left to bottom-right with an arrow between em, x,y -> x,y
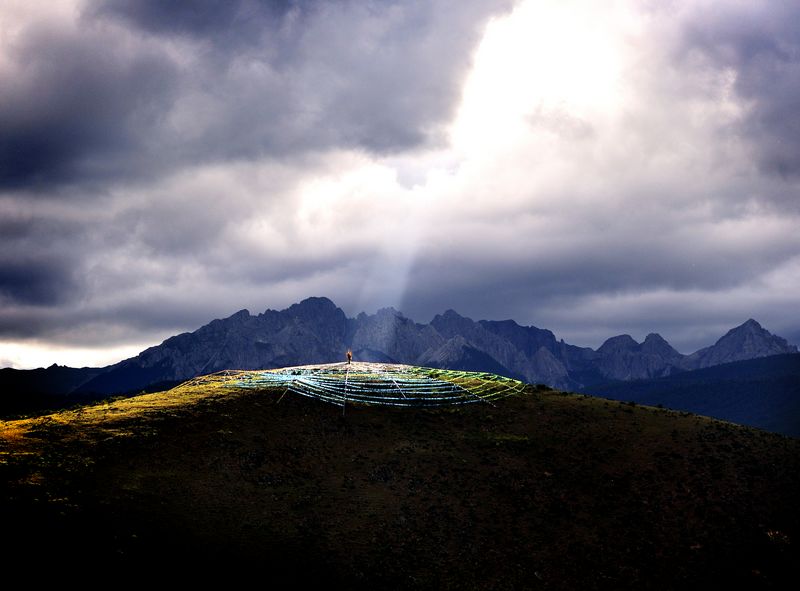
0,365 -> 532,451
0,371 -> 277,455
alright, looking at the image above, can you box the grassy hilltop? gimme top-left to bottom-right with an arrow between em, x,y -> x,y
1,364 -> 798,588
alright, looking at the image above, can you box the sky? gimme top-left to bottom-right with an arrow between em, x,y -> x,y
1,0 -> 799,369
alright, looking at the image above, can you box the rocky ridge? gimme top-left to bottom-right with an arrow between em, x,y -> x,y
74,297 -> 797,395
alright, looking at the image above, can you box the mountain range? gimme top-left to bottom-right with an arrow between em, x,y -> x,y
88,297 -> 798,389
2,297 -> 795,414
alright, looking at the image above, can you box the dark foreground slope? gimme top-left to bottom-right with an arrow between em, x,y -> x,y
1,373 -> 798,589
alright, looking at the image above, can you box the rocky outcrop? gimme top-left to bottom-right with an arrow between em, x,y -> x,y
683,319 -> 798,370
431,310 -> 534,379
349,308 -> 441,363
530,347 -> 571,389
79,297 -> 350,394
594,333 -> 684,381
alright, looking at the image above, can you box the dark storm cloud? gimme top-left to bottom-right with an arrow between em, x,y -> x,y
0,21 -> 178,188
95,0 -> 300,41
399,233 -> 797,323
679,0 -> 800,181
0,0 -> 511,189
3,0 -> 798,367
0,201 -> 88,309
154,0 -> 514,158
0,256 -> 78,306
98,0 -> 252,36
0,0 -> 512,354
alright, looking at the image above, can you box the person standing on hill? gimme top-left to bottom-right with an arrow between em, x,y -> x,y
346,350 -> 352,364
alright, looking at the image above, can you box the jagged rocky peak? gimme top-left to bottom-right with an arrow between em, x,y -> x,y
435,309 -> 466,322
281,296 -> 347,345
229,309 -> 251,321
431,309 -> 475,335
206,308 -> 250,325
727,320 -> 790,352
351,307 -> 410,331
717,319 -> 794,351
284,297 -> 345,326
349,305 -> 439,363
594,332 -> 686,381
683,319 -> 797,370
65,297 -> 799,397
285,296 -> 338,316
375,306 -> 403,318
644,333 -> 667,344
598,334 -> 639,355
364,307 -> 410,328
642,333 -> 682,358
479,318 -> 559,358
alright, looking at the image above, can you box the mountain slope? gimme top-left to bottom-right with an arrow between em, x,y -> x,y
416,335 -> 526,380
1,369 -> 798,587
684,319 -> 797,369
349,307 -> 442,362
593,333 -> 684,380
585,353 -> 800,437
78,297 -> 349,395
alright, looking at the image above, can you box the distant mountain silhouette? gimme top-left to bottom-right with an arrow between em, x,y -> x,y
585,353 -> 800,437
1,297 -> 797,426
682,319 -> 797,369
0,364 -> 108,415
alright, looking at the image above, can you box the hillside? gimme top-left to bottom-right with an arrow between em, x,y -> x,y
1,364 -> 798,588
584,354 -> 800,437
